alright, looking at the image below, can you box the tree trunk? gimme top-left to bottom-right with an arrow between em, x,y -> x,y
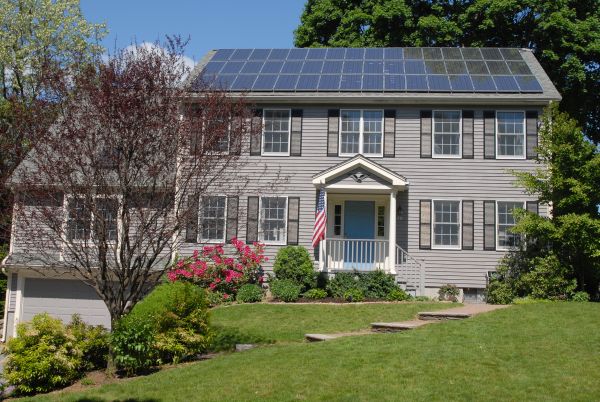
106,315 -> 119,377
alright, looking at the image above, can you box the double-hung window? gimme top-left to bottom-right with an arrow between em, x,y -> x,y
497,111 -> 525,158
340,109 -> 383,157
204,117 -> 230,153
263,109 -> 291,155
259,197 -> 287,244
432,200 -> 461,249
67,197 -> 118,241
199,196 -> 227,242
497,201 -> 524,250
433,111 -> 461,157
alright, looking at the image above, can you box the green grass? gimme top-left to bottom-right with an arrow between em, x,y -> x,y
24,302 -> 600,401
210,302 -> 452,342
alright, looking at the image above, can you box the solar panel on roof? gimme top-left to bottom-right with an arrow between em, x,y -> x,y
406,75 -> 428,91
405,60 -> 425,74
486,60 -> 511,75
340,75 -> 362,90
493,75 -> 519,92
318,75 -> 341,90
385,75 -> 405,90
449,75 -> 473,91
296,75 -> 319,90
471,75 -> 496,91
252,75 -> 277,90
362,75 -> 383,90
198,47 -> 543,94
428,75 -> 451,91
515,75 -> 543,92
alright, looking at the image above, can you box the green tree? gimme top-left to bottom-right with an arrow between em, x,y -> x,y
488,105 -> 600,301
0,0 -> 106,243
294,0 -> 600,142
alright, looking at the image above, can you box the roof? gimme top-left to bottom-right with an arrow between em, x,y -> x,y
186,47 -> 561,105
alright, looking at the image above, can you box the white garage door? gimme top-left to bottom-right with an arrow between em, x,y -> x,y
22,278 -> 111,329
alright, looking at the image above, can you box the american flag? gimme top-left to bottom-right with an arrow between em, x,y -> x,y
312,189 -> 326,248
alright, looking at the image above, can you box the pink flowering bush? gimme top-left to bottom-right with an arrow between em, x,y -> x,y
168,238 -> 266,299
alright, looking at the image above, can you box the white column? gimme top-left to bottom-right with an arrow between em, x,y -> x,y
388,191 -> 397,274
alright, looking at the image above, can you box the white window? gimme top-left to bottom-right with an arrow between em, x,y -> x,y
497,201 -> 524,250
200,196 -> 227,242
377,206 -> 385,237
433,110 -> 461,157
204,117 -> 229,153
432,200 -> 461,249
262,109 -> 291,155
497,111 -> 525,158
340,109 -> 383,157
67,197 -> 118,241
259,197 -> 287,244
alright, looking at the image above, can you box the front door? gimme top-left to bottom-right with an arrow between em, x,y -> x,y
344,200 -> 375,269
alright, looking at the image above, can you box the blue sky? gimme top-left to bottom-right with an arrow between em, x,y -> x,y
81,0 -> 307,63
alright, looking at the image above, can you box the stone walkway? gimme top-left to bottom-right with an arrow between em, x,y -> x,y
305,303 -> 509,342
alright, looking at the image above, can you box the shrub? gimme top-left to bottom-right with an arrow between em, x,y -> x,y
360,270 -> 400,299
327,272 -> 361,298
414,296 -> 431,302
572,291 -> 590,302
438,284 -> 460,302
167,238 -> 266,298
520,255 -> 577,300
112,282 -> 211,375
206,290 -> 226,306
486,280 -> 515,304
386,288 -> 412,301
303,288 -> 327,299
343,288 -> 365,302
273,246 -> 316,291
3,313 -> 109,395
236,284 -> 263,303
270,279 -> 302,302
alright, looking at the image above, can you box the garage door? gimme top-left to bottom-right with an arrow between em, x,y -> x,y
22,278 -> 111,329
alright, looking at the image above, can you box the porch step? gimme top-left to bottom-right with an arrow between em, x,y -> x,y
417,311 -> 472,321
371,320 -> 430,332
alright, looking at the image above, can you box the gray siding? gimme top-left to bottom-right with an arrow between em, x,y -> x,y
181,105 -> 545,289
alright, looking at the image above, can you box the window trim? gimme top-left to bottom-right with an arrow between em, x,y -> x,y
64,194 -> 120,244
496,110 -> 526,160
258,196 -> 288,245
496,200 -> 525,251
198,195 -> 228,244
431,199 -> 462,250
432,109 -> 462,159
261,108 -> 292,156
203,119 -> 230,155
338,109 -> 384,158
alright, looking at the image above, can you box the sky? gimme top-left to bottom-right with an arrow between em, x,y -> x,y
80,0 -> 307,65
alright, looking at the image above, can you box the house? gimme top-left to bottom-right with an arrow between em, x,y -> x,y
2,47 -> 561,339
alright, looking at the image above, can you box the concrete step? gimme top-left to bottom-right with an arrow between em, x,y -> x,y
371,320 -> 430,332
418,311 -> 472,321
305,333 -> 339,342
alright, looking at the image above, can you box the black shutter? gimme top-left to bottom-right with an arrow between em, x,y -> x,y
246,196 -> 259,243
462,200 -> 474,250
249,109 -> 263,156
462,110 -> 474,159
287,197 -> 300,245
483,200 -> 496,250
526,200 -> 539,215
383,109 -> 396,157
226,196 -> 239,241
327,109 -> 339,156
290,109 -> 303,156
229,116 -> 242,156
420,110 -> 432,158
185,194 -> 199,243
484,110 -> 496,159
419,200 -> 431,249
526,111 -> 539,159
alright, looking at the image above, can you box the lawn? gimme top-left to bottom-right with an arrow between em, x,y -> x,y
24,302 -> 600,401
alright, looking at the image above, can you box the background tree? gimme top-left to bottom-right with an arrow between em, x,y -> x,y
294,0 -> 600,142
8,39 -> 268,368
487,105 -> 600,302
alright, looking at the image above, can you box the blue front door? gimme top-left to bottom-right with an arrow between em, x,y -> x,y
344,201 -> 375,269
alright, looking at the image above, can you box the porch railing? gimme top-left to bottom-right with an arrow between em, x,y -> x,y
326,238 -> 388,271
395,245 -> 425,296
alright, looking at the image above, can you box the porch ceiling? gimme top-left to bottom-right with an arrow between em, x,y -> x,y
312,155 -> 408,191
